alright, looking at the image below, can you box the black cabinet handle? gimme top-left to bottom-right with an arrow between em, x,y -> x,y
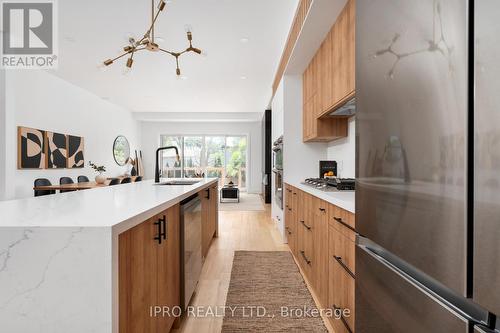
333,217 -> 356,232
319,208 -> 326,212
332,305 -> 353,333
333,255 -> 355,279
153,215 -> 167,244
205,188 -> 210,199
293,192 -> 297,195
300,250 -> 311,265
288,207 -> 292,212
300,220 -> 312,230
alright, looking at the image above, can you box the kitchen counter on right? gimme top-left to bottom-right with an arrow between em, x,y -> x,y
286,181 -> 355,213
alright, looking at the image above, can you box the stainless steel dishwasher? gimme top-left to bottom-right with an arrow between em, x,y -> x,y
180,193 -> 203,311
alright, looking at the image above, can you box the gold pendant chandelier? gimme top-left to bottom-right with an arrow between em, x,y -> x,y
103,0 -> 202,76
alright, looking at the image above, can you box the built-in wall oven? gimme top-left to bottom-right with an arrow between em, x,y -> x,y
272,136 -> 283,209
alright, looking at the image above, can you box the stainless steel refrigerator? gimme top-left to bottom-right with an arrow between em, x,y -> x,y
356,0 -> 500,332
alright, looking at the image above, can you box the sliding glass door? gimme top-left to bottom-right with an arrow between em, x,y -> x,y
159,135 -> 248,190
225,136 -> 247,189
205,136 -> 225,180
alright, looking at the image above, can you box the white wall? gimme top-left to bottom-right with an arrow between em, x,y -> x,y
4,70 -> 141,200
327,116 -> 355,178
140,121 -> 263,194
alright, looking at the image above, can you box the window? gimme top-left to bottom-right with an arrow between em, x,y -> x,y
160,136 -> 182,178
159,135 -> 248,190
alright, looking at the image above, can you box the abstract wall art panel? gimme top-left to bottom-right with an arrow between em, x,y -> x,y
46,131 -> 67,169
67,135 -> 84,168
17,127 -> 46,169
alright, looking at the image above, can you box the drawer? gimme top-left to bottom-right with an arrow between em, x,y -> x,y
311,196 -> 329,215
286,222 -> 298,257
297,211 -> 315,279
329,223 -> 356,276
329,204 -> 356,241
302,191 -> 315,212
328,252 -> 355,333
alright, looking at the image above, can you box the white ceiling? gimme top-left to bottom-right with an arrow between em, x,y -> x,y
52,0 -> 299,114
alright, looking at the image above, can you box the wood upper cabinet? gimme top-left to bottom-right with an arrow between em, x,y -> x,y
119,204 -> 180,333
302,0 -> 355,142
202,184 -> 219,258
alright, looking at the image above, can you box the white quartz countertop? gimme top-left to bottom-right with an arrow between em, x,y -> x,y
287,181 -> 355,213
0,178 -> 218,228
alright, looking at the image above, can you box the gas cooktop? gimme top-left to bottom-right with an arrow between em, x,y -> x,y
302,178 -> 356,191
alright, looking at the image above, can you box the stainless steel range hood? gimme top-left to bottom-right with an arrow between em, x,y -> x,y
328,97 -> 356,117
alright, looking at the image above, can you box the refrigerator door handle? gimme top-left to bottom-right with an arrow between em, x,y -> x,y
357,236 -> 489,326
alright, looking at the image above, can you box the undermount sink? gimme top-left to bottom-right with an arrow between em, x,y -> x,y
155,180 -> 201,186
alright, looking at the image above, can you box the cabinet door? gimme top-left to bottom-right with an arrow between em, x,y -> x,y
119,215 -> 161,333
332,0 -> 355,106
290,188 -> 300,257
157,205 -> 180,332
329,225 -> 355,333
201,188 -> 211,257
209,185 -> 218,238
312,200 -> 329,308
297,209 -> 315,279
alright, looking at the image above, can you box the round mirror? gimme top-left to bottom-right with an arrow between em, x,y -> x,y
113,135 -> 130,166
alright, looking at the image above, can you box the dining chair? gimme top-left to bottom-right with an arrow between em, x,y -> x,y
134,176 -> 143,182
108,178 -> 121,186
59,177 -> 76,193
121,177 -> 132,184
77,175 -> 90,183
34,178 -> 56,197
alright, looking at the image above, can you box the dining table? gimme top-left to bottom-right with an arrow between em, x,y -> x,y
33,176 -> 139,191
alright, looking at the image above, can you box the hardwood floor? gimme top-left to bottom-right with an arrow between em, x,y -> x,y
173,205 -> 333,333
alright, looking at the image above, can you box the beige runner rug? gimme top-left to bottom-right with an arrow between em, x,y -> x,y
221,251 -> 328,332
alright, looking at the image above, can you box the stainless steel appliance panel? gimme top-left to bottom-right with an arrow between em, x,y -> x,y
474,326 -> 498,333
474,0 -> 500,316
180,194 -> 203,310
356,0 -> 468,295
356,245 -> 469,333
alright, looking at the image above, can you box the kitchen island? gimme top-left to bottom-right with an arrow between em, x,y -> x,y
0,178 -> 218,333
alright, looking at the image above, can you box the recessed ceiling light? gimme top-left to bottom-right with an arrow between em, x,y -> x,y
240,76 -> 247,80
240,37 -> 249,43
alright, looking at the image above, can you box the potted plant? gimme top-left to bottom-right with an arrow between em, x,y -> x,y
89,161 -> 107,184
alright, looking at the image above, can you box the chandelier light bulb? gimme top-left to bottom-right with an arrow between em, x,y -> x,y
126,58 -> 134,68
104,59 -> 113,66
158,0 -> 166,11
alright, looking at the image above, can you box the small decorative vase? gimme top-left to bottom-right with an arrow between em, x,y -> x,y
95,173 -> 106,184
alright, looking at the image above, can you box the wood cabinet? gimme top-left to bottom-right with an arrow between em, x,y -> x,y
285,183 -> 356,331
119,204 -> 180,333
202,184 -> 219,258
328,205 -> 356,333
302,0 -> 355,142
